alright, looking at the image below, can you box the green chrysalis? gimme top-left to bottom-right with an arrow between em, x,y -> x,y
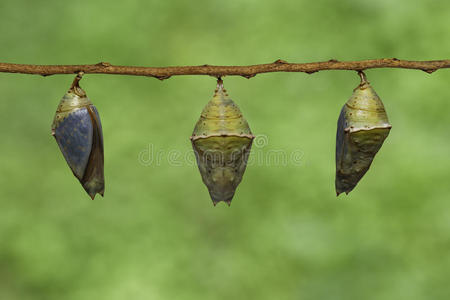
191,79 -> 254,206
335,72 -> 391,196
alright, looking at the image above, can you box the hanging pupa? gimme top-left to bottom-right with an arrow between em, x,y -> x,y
51,73 -> 104,199
335,71 -> 392,196
190,78 -> 254,206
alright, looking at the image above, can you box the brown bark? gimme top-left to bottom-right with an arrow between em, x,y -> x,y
0,58 -> 448,80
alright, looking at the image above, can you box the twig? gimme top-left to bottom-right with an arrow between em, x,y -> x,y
0,58 -> 448,80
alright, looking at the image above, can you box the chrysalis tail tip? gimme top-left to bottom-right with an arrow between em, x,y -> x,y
211,199 -> 232,207
88,191 -> 104,200
336,189 -> 351,197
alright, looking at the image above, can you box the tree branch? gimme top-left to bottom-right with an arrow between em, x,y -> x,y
0,58 -> 448,80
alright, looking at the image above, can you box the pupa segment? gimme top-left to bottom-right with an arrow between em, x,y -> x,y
191,80 -> 254,206
335,72 -> 391,196
51,74 -> 104,199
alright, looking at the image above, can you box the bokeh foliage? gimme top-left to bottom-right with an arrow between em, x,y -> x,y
0,0 -> 450,299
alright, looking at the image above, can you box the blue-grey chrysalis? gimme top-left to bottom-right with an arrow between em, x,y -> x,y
51,73 -> 104,199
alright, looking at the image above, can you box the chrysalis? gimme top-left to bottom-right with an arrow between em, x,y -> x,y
335,72 -> 392,196
190,79 -> 254,206
51,73 -> 104,199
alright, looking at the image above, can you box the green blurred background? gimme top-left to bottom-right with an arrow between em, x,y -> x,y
1,0 -> 450,299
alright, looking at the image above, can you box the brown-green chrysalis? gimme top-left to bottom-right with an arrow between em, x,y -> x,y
51,73 -> 104,199
335,72 -> 391,196
191,79 -> 254,206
